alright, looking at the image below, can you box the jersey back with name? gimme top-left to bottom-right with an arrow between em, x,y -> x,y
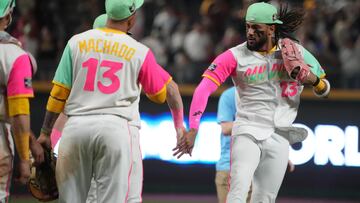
55,29 -> 149,120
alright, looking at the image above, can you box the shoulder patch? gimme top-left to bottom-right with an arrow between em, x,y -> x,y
207,63 -> 217,71
24,78 -> 32,88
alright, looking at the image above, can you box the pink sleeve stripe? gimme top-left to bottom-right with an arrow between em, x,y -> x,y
202,50 -> 237,85
138,50 -> 170,95
7,54 -> 34,97
189,77 -> 218,129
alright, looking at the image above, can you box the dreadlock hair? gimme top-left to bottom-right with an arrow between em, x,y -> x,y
275,3 -> 305,44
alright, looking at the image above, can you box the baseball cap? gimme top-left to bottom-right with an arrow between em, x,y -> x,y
105,0 -> 144,21
245,2 -> 283,24
93,14 -> 107,28
0,0 -> 15,18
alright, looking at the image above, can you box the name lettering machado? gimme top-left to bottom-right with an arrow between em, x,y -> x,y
78,39 -> 136,61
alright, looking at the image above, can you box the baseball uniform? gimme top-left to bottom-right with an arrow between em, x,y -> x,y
52,24 -> 170,202
0,31 -> 34,202
202,40 -> 325,202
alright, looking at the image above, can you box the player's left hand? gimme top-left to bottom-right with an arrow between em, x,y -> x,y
30,133 -> 45,165
281,38 -> 310,83
173,128 -> 197,158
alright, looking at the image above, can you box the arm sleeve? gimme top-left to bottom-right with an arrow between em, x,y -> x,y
302,47 -> 326,78
217,87 -> 236,124
202,50 -> 237,86
189,77 -> 218,129
138,50 -> 171,98
53,43 -> 73,89
7,54 -> 34,99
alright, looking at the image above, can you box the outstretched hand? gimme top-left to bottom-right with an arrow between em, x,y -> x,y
172,128 -> 198,159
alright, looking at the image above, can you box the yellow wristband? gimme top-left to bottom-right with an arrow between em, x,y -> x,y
314,79 -> 326,93
13,132 -> 30,160
46,96 -> 66,113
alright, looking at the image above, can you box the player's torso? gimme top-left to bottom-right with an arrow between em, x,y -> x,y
65,29 -> 148,119
230,43 -> 303,136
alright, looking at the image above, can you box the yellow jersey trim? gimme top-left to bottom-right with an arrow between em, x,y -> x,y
52,81 -> 71,90
8,98 -> 30,116
97,28 -> 126,35
202,74 -> 221,86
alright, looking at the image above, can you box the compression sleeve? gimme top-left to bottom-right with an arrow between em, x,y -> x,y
189,77 -> 218,129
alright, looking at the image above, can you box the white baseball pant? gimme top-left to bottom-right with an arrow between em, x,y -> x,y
86,125 -> 143,203
0,123 -> 13,203
227,133 -> 289,203
56,115 -> 133,203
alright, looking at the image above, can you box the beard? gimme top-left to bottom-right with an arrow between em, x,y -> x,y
246,35 -> 267,51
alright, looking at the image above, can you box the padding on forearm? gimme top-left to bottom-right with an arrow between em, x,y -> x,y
13,132 -> 30,160
46,84 -> 70,113
313,78 -> 330,98
189,77 -> 218,129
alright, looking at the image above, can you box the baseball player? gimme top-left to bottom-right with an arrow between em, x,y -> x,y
47,14 -> 155,203
36,0 -> 185,202
175,2 -> 330,202
0,1 -> 45,202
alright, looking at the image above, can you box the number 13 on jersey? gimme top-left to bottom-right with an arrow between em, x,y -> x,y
82,58 -> 123,94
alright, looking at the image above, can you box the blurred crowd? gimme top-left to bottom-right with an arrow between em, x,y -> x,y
7,0 -> 360,89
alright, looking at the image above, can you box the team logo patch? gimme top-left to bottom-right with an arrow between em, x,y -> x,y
192,111 -> 203,116
24,78 -> 32,88
207,63 -> 217,71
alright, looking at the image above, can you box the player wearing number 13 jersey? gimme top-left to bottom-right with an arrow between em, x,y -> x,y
177,2 -> 331,202
37,0 -> 185,202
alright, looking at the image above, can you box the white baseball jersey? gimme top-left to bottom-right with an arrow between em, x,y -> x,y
203,40 -> 325,140
0,31 -> 34,202
53,28 -> 171,122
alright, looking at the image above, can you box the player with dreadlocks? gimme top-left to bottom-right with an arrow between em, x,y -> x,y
175,2 -> 330,202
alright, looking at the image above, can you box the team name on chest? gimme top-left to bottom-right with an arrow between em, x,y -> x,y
78,38 -> 136,61
242,63 -> 288,83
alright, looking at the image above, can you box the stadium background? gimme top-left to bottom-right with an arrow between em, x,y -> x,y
6,0 -> 360,202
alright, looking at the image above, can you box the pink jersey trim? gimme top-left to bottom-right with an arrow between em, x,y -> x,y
4,126 -> 13,203
203,50 -> 237,85
7,54 -> 34,98
226,136 -> 234,203
138,50 -> 170,95
189,78 -> 218,129
125,123 -> 133,203
50,128 -> 62,149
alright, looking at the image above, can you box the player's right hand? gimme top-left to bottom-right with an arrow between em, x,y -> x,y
15,159 -> 31,185
30,133 -> 45,165
37,133 -> 51,150
173,128 -> 197,159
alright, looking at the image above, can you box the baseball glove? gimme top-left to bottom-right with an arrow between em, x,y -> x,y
281,38 -> 310,83
28,148 -> 58,202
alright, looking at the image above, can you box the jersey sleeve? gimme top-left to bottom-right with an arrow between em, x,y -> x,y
53,43 -> 73,89
138,50 -> 171,96
302,47 -> 326,78
217,87 -> 236,123
7,54 -> 34,99
202,50 -> 237,86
